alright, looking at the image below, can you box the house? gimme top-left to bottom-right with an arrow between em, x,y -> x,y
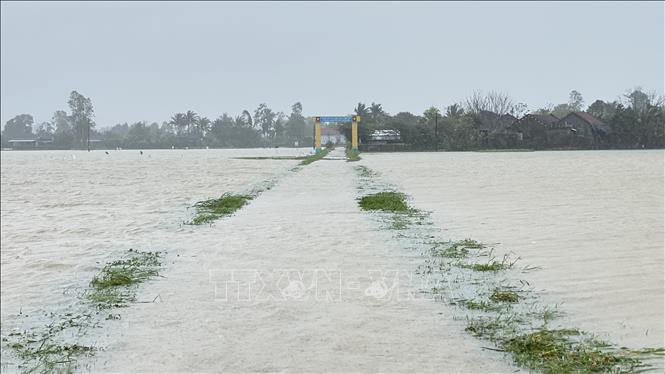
320,126 -> 347,145
368,129 -> 401,143
359,129 -> 406,151
7,139 -> 37,150
508,114 -> 559,149
473,111 -> 518,148
547,112 -> 611,148
474,111 -> 518,135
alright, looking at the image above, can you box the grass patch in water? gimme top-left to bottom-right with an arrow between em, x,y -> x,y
189,193 -> 254,225
5,249 -> 163,372
457,238 -> 486,249
358,192 -> 410,212
5,314 -> 96,373
461,254 -> 515,272
355,165 -> 378,178
503,329 -> 643,374
490,289 -> 519,303
465,315 -> 520,340
431,239 -> 485,258
455,298 -> 507,312
87,249 -> 161,308
300,146 -> 333,165
346,148 -> 361,162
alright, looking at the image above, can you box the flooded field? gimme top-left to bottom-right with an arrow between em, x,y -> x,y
363,150 -> 665,349
1,148 -> 663,372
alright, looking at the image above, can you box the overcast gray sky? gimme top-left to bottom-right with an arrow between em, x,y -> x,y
1,1 -> 663,128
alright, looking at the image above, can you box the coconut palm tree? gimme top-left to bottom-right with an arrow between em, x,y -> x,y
183,110 -> 199,133
169,113 -> 187,135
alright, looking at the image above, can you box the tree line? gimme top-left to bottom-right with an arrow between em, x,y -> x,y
2,88 -> 663,150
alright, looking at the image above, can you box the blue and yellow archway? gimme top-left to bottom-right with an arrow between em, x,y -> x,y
312,115 -> 360,153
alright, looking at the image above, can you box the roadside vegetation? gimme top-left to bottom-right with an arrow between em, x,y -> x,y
3,249 -> 163,373
300,145 -> 333,165
345,148 -> 361,161
354,165 -> 665,373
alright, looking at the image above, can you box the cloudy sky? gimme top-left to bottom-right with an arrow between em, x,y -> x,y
1,1 -> 663,128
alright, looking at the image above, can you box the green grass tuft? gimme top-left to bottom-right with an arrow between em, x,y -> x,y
461,255 -> 514,272
300,146 -> 333,165
4,314 -> 96,373
358,192 -> 410,212
189,193 -> 254,225
490,289 -> 520,303
503,329 -> 643,374
456,298 -> 507,312
87,250 -> 161,308
345,148 -> 361,162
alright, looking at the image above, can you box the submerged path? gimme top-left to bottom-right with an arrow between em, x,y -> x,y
94,149 -> 516,372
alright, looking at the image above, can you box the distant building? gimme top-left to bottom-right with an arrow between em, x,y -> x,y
474,111 -> 518,136
320,126 -> 347,145
368,129 -> 401,143
473,111 -> 518,148
7,139 -> 38,150
547,112 -> 611,148
508,114 -> 559,148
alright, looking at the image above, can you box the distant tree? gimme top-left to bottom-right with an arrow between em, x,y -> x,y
3,114 -> 34,139
368,102 -> 388,126
273,112 -> 286,142
52,110 -> 74,148
67,91 -> 95,147
35,121 -> 55,138
551,103 -> 571,118
587,100 -> 617,121
285,102 -> 306,145
568,90 -> 585,111
549,90 -> 585,118
465,90 -> 514,116
254,103 -> 277,139
351,102 -> 378,143
422,106 -> 441,124
196,116 -> 211,135
625,88 -> 650,114
240,110 -> 253,128
169,113 -> 187,135
354,103 -> 370,119
533,103 -> 554,115
511,102 -> 529,118
183,110 -> 199,133
208,114 -> 235,147
445,104 -> 464,118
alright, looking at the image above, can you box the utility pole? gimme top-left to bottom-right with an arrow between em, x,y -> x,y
434,112 -> 438,151
87,120 -> 90,152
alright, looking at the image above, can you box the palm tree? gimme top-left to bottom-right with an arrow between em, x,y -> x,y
169,113 -> 187,135
183,110 -> 199,133
354,103 -> 369,118
369,102 -> 386,126
446,104 -> 464,119
241,110 -> 253,128
196,117 -> 211,134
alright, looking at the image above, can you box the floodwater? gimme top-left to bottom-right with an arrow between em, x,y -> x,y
363,150 -> 665,349
1,148 -> 663,372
